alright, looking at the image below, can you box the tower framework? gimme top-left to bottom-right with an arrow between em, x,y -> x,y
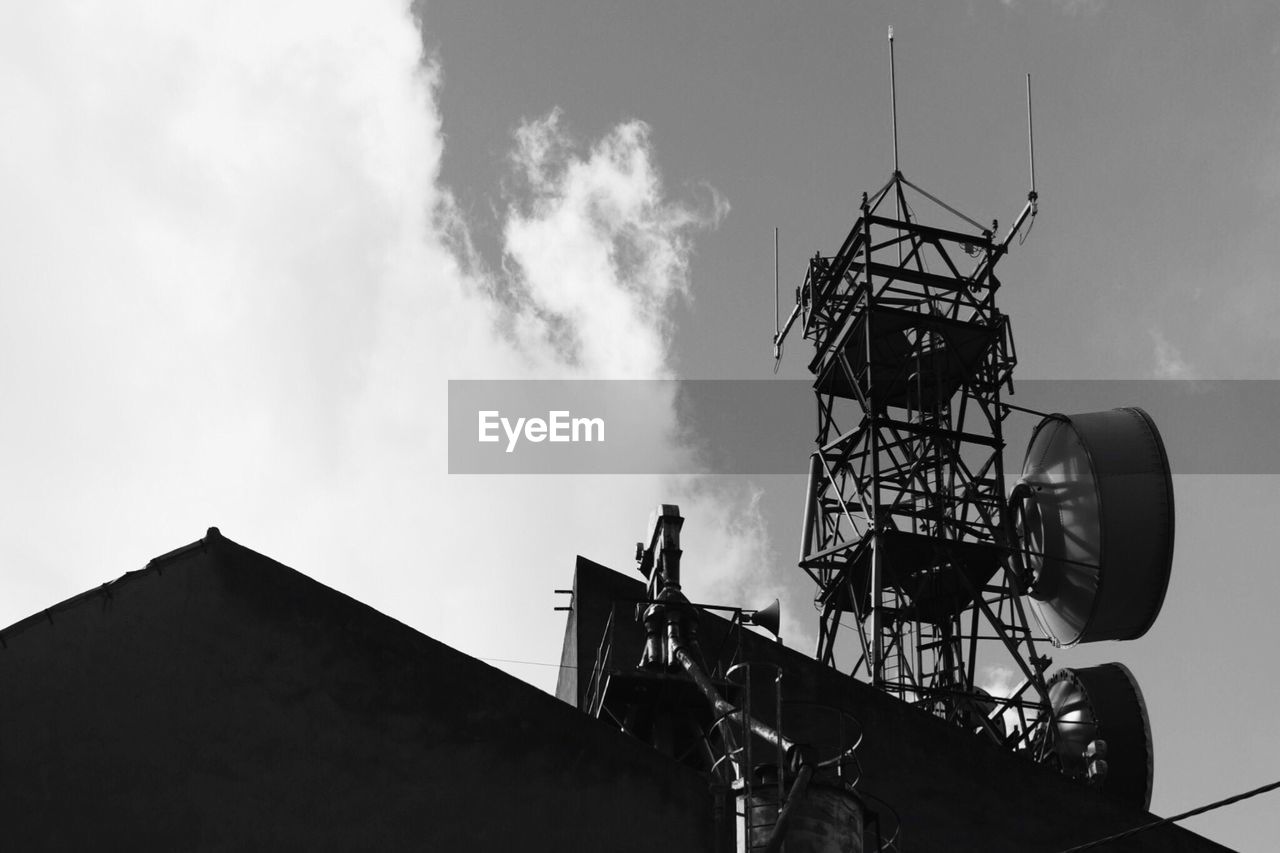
778,170 -> 1049,752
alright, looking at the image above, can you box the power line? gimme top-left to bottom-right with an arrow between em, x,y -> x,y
479,656 -> 575,670
1060,778 -> 1280,852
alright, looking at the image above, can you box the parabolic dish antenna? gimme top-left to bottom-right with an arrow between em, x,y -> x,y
1016,407 -> 1175,646
1048,663 -> 1154,810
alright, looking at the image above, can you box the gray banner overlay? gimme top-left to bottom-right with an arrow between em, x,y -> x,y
449,380 -> 1280,475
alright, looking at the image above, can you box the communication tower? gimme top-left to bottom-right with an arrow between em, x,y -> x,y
772,32 -> 1174,807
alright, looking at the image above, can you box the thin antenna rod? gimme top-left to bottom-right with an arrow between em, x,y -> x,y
773,227 -> 780,341
1026,73 -> 1037,196
889,26 -> 899,174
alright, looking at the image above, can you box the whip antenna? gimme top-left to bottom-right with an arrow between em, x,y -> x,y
889,26 -> 900,174
1026,73 -> 1037,198
773,226 -> 779,343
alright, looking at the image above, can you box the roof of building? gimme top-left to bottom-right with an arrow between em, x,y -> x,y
0,528 -> 721,852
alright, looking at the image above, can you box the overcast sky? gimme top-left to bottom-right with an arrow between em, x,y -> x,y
3,1 -> 1278,849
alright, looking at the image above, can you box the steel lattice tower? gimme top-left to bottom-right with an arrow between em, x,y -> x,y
776,121 -> 1050,748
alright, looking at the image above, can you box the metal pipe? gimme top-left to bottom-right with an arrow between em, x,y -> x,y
800,453 -> 820,564
775,303 -> 802,361
669,639 -> 801,770
900,176 -> 986,231
862,191 -> 883,688
1000,199 -> 1036,252
763,764 -> 815,853
655,563 -> 818,852
870,544 -> 884,689
668,629 -> 816,853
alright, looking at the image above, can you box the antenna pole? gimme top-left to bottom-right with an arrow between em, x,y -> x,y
1026,73 -> 1037,196
889,26 -> 900,175
773,227 -> 780,342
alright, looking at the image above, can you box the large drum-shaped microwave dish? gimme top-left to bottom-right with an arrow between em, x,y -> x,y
1018,407 -> 1174,646
1048,663 -> 1154,811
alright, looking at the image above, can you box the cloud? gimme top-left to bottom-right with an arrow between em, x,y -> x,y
978,664 -> 1021,698
1149,327 -> 1197,379
977,664 -> 1024,736
0,0 -> 766,690
673,479 -> 798,643
500,109 -> 728,379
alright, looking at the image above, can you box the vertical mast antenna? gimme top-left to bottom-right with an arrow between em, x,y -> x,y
1026,73 -> 1037,196
889,26 -> 900,175
773,227 -> 780,341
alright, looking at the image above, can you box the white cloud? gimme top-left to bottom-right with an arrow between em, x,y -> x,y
502,110 -> 728,378
1150,327 -> 1197,379
977,664 -> 1024,736
978,664 -> 1020,698
674,479 -> 797,642
0,0 -> 766,691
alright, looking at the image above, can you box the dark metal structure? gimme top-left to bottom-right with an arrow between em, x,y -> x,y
771,38 -> 1176,808
586,506 -> 869,852
775,163 -> 1049,753
550,31 -> 1180,842
771,38 -> 1060,757
559,533 -> 1207,850
1017,407 -> 1175,647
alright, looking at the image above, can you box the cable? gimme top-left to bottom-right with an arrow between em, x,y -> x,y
1018,207 -> 1036,246
1059,778 -> 1280,852
479,656 -> 576,670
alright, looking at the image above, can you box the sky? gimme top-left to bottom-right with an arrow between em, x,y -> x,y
3,0 -> 1279,849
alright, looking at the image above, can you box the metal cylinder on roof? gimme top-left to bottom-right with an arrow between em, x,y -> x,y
745,783 -> 864,853
1017,407 -> 1175,646
745,783 -> 780,852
